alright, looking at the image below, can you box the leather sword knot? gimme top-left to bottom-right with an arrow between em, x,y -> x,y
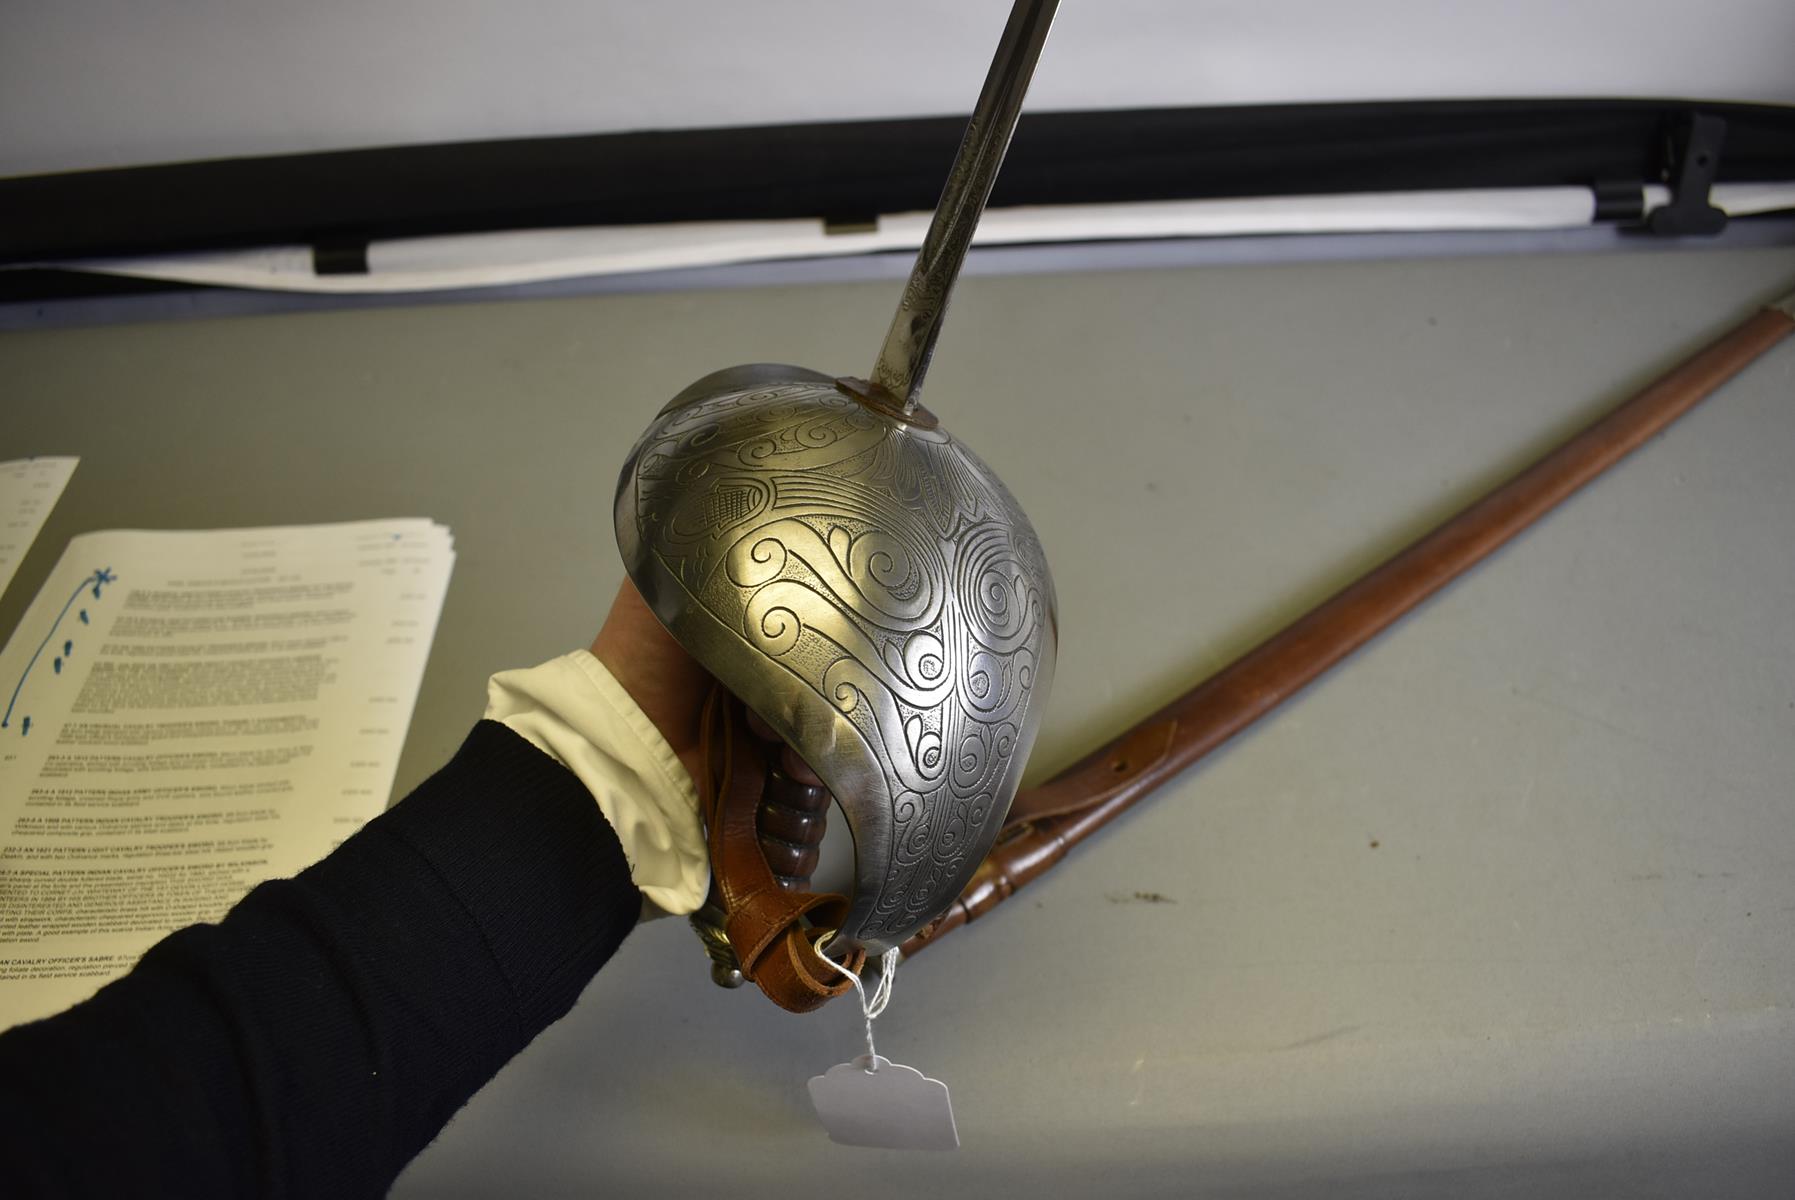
697,686 -> 862,1013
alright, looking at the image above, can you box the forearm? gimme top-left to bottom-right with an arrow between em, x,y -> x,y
0,721 -> 640,1199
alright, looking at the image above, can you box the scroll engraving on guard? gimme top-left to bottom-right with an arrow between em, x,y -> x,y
615,0 -> 1062,994
619,378 -> 1056,946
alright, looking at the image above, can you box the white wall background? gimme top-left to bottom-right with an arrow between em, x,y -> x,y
5,0 -> 1793,179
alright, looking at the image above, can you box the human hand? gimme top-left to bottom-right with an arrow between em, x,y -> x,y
589,579 -> 711,788
590,577 -> 830,888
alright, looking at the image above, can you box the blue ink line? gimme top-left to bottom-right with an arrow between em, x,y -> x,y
3,568 -> 114,730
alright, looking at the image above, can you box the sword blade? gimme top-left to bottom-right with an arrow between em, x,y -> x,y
869,0 -> 1060,413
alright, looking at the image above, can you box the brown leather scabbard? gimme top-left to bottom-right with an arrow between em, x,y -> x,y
697,686 -> 864,1013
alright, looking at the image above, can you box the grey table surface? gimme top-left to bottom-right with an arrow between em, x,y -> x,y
4,245 -> 1793,1198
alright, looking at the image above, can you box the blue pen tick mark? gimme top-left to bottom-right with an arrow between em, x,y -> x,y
53,658 -> 62,674
63,640 -> 73,656
4,567 -> 117,735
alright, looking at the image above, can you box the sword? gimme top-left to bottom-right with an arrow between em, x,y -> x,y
723,0 -> 1794,985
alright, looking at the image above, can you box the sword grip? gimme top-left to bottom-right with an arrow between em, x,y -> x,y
757,764 -> 830,890
742,709 -> 832,891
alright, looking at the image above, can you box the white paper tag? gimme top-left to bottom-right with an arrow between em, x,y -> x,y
807,1054 -> 960,1151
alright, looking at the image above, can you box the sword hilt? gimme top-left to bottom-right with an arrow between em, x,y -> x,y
743,710 -> 831,892
758,761 -> 831,891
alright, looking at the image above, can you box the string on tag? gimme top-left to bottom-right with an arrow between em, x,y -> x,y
817,941 -> 902,1072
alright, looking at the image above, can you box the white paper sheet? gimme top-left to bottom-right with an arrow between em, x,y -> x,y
0,457 -> 78,603
0,519 -> 454,1026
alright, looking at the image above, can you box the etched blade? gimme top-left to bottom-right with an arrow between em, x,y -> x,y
869,0 -> 1060,413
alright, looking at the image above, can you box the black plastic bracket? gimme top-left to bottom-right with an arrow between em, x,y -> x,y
312,239 -> 369,275
1647,113 -> 1727,236
1591,180 -> 1645,222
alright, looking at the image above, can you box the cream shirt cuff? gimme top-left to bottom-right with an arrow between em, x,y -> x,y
484,650 -> 708,915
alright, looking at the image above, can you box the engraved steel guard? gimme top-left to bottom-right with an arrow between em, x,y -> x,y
616,364 -> 1057,953
615,0 -> 1060,962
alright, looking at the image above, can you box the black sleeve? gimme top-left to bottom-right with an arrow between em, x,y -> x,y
0,720 -> 642,1199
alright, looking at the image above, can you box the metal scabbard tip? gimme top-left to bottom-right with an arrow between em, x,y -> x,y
710,963 -> 746,989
